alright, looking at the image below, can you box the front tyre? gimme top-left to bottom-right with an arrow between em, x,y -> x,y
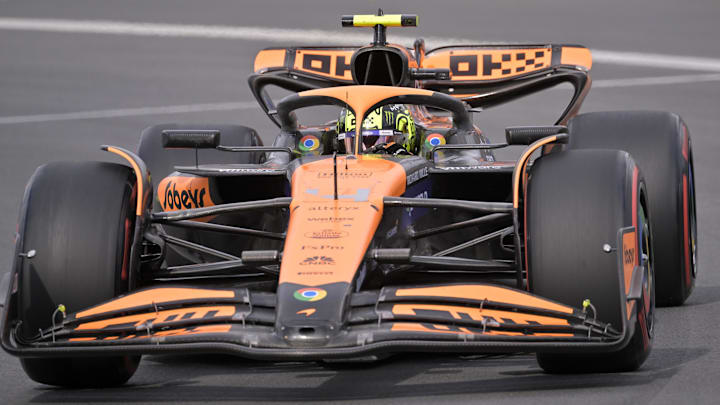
526,150 -> 654,373
15,162 -> 141,387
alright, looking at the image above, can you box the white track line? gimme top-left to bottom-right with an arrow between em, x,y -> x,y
1,17 -> 720,72
591,50 -> 720,73
0,101 -> 257,125
593,73 -> 720,88
1,73 -> 719,125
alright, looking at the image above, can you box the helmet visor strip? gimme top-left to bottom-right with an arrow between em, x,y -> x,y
339,129 -> 405,153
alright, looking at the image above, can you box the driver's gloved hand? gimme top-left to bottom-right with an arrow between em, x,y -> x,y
366,142 -> 412,156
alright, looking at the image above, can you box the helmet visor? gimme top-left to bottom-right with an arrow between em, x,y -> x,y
338,129 -> 404,154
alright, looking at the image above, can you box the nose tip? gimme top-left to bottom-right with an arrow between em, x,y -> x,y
280,324 -> 338,347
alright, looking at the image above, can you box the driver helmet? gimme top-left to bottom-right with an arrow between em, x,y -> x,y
336,104 -> 416,153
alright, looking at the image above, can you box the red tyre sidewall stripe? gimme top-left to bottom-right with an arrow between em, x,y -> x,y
683,174 -> 691,285
682,125 -> 692,286
120,185 -> 138,283
632,167 -> 638,231
121,218 -> 131,282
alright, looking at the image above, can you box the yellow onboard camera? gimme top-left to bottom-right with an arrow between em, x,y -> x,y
341,10 -> 417,46
341,14 -> 417,28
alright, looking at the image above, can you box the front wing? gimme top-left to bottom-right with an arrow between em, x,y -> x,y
3,283 -> 635,360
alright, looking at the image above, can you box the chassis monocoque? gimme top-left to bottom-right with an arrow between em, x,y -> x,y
1,13 -> 697,387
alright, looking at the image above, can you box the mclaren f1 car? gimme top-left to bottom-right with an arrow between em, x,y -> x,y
1,12 -> 697,386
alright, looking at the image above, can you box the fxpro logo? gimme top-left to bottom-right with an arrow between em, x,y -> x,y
162,180 -> 209,210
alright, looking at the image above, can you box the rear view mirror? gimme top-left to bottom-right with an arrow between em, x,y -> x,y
161,130 -> 220,149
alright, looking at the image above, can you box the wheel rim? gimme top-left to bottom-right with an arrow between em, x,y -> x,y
639,200 -> 655,337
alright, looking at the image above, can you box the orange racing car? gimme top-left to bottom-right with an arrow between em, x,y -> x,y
0,12 -> 697,386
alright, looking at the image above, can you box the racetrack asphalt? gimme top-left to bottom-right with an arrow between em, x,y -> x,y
1,0 -> 719,403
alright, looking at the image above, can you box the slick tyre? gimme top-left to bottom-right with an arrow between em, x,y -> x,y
526,150 -> 654,373
16,162 -> 140,387
568,111 -> 696,306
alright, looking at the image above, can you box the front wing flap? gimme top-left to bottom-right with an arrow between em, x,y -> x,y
3,283 -> 633,360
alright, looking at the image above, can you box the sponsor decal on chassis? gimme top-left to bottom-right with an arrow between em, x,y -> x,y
436,165 -> 506,171
159,178 -> 212,210
297,271 -> 334,276
293,288 -> 328,302
304,229 -> 349,239
622,229 -> 638,320
307,205 -> 360,211
307,216 -> 355,223
406,166 -> 428,185
299,135 -> 320,152
301,244 -> 345,251
296,308 -> 317,316
216,167 -> 281,174
317,171 -> 373,179
300,256 -> 336,265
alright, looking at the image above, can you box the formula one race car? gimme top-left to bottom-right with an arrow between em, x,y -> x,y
1,12 -> 697,387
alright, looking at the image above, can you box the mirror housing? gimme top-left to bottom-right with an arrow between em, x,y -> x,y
161,130 -> 220,149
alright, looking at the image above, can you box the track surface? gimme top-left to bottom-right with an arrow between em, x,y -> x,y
1,1 -> 719,403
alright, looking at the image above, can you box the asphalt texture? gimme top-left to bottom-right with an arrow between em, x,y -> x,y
1,0 -> 719,403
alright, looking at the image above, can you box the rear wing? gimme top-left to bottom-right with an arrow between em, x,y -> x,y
422,44 -> 591,84
251,44 -> 591,126
250,11 -> 592,126
254,44 -> 591,84
254,47 -> 357,84
420,44 -> 592,123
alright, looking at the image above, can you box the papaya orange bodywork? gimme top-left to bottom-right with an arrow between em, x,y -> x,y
423,48 -> 553,81
254,49 -> 287,73
391,304 -> 570,326
395,285 -> 574,314
75,288 -> 235,318
560,46 -> 593,70
69,324 -> 232,342
279,156 -> 406,286
292,49 -> 355,81
75,305 -> 235,330
152,324 -> 232,337
106,146 -> 145,215
390,322 -> 573,337
156,175 -> 215,213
